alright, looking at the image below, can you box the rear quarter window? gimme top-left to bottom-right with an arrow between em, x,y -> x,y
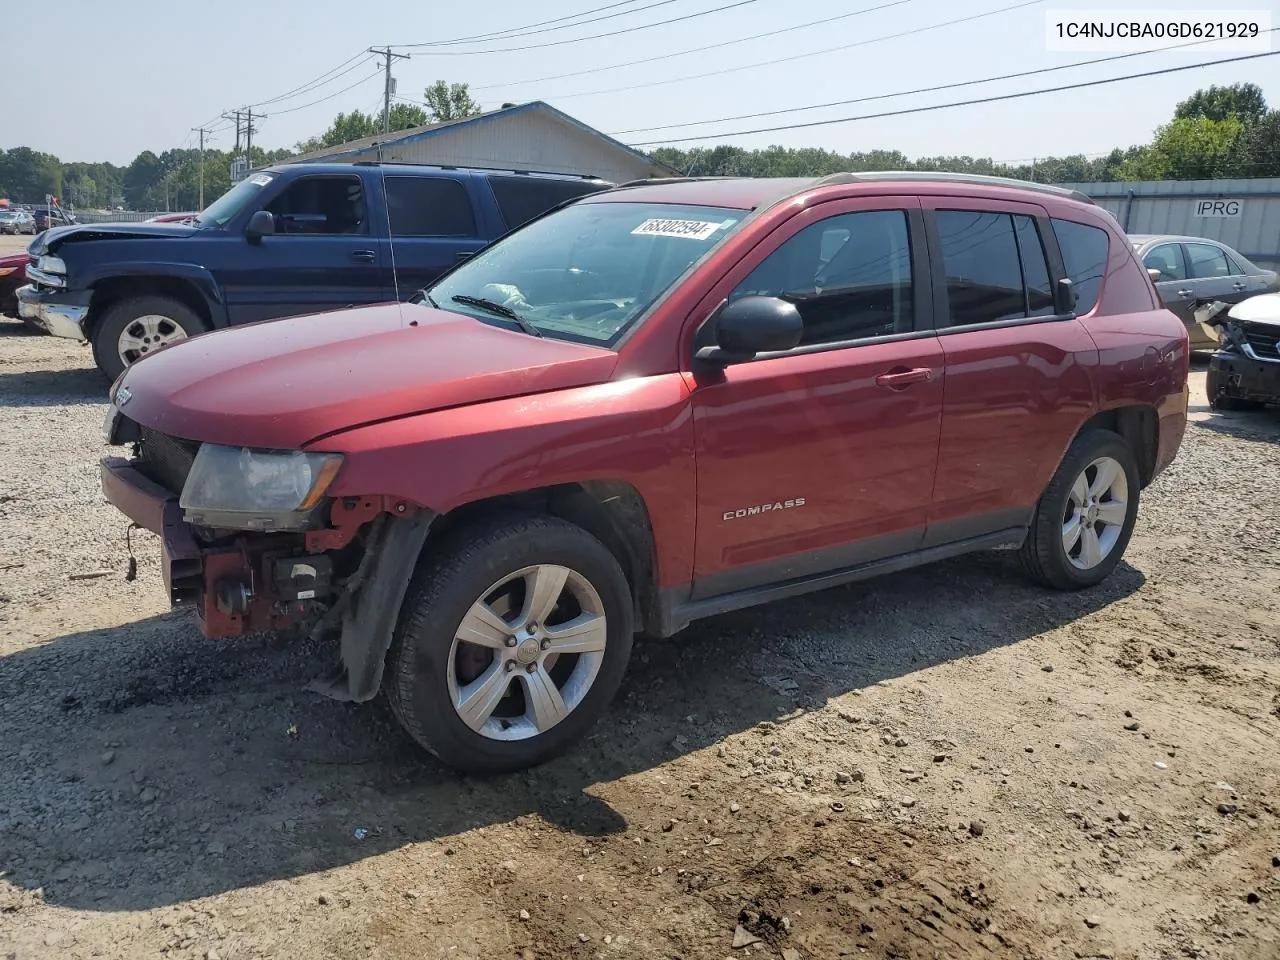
1051,218 -> 1109,315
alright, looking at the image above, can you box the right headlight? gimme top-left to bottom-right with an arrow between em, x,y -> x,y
179,444 -> 343,530
36,255 -> 66,274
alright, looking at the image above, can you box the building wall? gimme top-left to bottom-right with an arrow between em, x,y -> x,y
340,111 -> 661,183
1059,178 -> 1280,271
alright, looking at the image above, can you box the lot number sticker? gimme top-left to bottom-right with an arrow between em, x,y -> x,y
632,218 -> 724,240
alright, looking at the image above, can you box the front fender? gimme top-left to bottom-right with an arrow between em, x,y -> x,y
86,261 -> 228,328
307,374 -> 698,590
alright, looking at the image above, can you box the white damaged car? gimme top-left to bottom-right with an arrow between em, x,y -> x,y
1200,293 -> 1280,410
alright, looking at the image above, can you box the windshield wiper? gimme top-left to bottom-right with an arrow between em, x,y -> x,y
417,289 -> 438,308
450,294 -> 542,338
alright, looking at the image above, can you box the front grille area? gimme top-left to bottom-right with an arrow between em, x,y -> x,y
135,427 -> 200,496
1243,322 -> 1280,361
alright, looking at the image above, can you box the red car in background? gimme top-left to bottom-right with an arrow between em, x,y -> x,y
0,251 -> 33,323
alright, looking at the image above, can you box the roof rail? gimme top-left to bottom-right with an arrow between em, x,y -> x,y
317,159 -> 608,181
817,171 -> 1096,205
610,175 -> 738,190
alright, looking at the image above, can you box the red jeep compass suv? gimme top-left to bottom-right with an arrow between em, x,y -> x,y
99,172 -> 1189,773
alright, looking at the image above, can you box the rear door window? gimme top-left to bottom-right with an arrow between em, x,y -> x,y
1051,218 -> 1110,314
934,211 -> 1027,326
1186,242 -> 1232,279
1014,214 -> 1056,317
385,176 -> 477,237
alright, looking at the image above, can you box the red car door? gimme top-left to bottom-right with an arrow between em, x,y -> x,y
683,197 -> 945,600
920,199 -> 1098,547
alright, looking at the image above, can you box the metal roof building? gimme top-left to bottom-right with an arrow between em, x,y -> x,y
281,101 -> 677,184
1058,177 -> 1280,271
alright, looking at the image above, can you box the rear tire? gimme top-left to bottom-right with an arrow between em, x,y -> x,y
1018,429 -> 1140,591
91,295 -> 207,381
385,513 -> 634,774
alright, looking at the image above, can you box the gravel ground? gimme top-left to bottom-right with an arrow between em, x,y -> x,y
1,322 -> 1278,960
0,235 -> 32,257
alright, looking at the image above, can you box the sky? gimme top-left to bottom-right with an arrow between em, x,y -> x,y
1,0 -> 1276,167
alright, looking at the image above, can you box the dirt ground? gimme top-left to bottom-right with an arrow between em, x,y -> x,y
1,321 -> 1277,960
0,235 -> 31,255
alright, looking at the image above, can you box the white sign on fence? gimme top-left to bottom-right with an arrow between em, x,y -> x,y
1193,199 -> 1243,218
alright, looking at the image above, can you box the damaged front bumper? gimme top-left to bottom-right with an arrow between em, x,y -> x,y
100,457 -> 433,701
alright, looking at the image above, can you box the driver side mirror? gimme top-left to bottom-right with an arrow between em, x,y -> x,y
245,210 -> 275,245
1147,267 -> 1162,283
696,296 -> 803,366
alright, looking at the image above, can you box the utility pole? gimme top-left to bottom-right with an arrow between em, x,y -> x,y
191,126 -> 212,209
369,46 -> 410,134
245,107 -> 257,164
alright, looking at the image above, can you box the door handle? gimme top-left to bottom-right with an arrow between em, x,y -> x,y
350,249 -> 376,262
1232,281 -> 1247,290
1176,288 -> 1194,298
875,366 -> 933,389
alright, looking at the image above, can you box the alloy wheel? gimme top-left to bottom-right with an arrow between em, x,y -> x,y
117,314 -> 189,366
1061,455 -> 1128,570
446,564 -> 608,741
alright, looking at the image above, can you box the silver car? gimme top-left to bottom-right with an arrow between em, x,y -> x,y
0,209 -> 36,235
1131,234 -> 1280,351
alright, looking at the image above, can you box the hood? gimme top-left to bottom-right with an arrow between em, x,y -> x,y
1227,292 -> 1280,327
34,221 -> 198,253
115,302 -> 619,449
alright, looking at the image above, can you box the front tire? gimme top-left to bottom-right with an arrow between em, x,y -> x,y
385,514 -> 635,774
91,295 -> 207,381
1018,428 -> 1140,591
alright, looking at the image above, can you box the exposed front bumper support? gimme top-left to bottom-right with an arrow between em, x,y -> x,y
1208,350 -> 1280,404
17,284 -> 90,340
100,457 -> 202,604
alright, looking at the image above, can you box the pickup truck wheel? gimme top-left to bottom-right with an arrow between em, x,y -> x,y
385,514 -> 634,774
92,295 -> 207,381
1018,429 -> 1140,591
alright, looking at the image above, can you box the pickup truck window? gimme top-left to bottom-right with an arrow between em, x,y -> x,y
385,176 -> 477,237
266,176 -> 367,235
429,201 -> 746,346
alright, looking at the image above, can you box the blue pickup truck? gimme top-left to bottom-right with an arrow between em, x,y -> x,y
18,162 -> 611,379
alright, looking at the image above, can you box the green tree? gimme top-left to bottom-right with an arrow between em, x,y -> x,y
422,81 -> 481,123
1230,110 -> 1280,177
0,147 -> 63,203
123,150 -> 163,208
383,102 -> 430,131
1174,83 -> 1267,125
1119,117 -> 1243,180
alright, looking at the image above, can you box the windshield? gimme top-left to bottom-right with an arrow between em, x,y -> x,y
427,201 -> 748,346
198,172 -> 275,227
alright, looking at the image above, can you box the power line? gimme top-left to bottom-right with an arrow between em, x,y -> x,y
250,53 -> 378,108
407,0 -> 685,47
394,0 -> 764,54
536,0 -> 1045,100
266,69 -> 384,116
387,0 -> 654,47
612,27 -> 1280,135
471,0 -> 917,91
629,49 -> 1280,146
